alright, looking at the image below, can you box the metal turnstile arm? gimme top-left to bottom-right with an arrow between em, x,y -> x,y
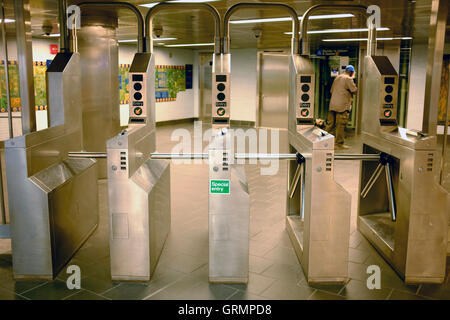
289,153 -> 306,199
360,152 -> 397,222
385,161 -> 397,222
361,163 -> 384,198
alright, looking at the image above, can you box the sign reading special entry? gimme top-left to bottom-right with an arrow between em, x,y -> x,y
210,179 -> 230,194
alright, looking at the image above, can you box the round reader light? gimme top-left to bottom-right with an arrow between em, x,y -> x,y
384,95 -> 393,103
217,93 -> 226,101
301,84 -> 310,92
134,83 -> 142,91
217,83 -> 226,91
385,85 -> 393,94
134,92 -> 142,101
301,94 -> 310,102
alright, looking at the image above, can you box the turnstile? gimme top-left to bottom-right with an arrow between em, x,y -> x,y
286,57 -> 351,284
67,2 -> 171,282
106,52 -> 170,281
209,36 -> 250,283
4,52 -> 99,280
358,55 -> 450,284
284,4 -> 376,284
146,2 -> 250,284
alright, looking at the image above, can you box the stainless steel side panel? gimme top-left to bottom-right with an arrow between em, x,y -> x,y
288,129 -> 351,284
108,159 -> 170,281
358,133 -> 449,283
5,154 -> 98,279
209,165 -> 249,284
78,19 -> 121,178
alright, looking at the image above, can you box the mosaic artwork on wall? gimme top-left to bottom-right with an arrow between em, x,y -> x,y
0,62 -> 190,112
119,64 -> 130,105
155,65 -> 186,102
33,61 -> 47,110
0,61 -> 21,112
439,54 -> 449,125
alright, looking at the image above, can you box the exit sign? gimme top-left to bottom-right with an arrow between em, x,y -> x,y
210,179 -> 230,194
50,44 -> 58,54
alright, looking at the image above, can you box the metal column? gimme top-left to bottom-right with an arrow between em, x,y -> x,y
422,0 -> 448,135
13,0 -> 35,134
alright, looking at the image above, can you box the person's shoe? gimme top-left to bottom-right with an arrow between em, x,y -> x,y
335,144 -> 350,150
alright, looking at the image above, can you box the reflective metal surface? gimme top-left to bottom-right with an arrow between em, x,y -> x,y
78,13 -> 121,178
107,52 -> 171,281
287,127 -> 351,284
4,52 -> 99,279
286,8 -> 353,282
208,131 -> 249,284
422,0 -> 448,135
14,0 -> 36,133
209,44 -> 249,282
358,54 -> 450,284
258,52 -> 289,129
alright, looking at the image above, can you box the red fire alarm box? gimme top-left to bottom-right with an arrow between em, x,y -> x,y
50,44 -> 58,55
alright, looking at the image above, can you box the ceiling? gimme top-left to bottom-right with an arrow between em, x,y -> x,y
2,0 -> 450,51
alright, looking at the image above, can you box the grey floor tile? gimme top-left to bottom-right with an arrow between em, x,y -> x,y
64,289 -> 109,300
260,280 -> 315,300
388,290 -> 430,300
0,287 -> 27,300
227,290 -> 268,300
78,276 -> 120,295
339,279 -> 392,300
157,252 -> 208,274
348,247 -> 370,264
263,245 -> 299,266
102,282 -> 163,300
261,262 -> 305,284
21,280 -> 77,300
308,290 -> 345,300
298,280 -> 345,295
249,255 -> 274,274
418,283 -> 450,300
222,272 -> 276,296
0,278 -> 48,295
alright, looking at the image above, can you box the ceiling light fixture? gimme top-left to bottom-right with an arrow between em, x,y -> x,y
284,27 -> 390,35
0,18 -> 14,23
322,36 -> 413,42
140,0 -> 218,8
230,13 -> 354,24
165,43 -> 214,47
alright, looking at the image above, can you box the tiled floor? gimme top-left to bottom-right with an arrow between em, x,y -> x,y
0,122 -> 449,300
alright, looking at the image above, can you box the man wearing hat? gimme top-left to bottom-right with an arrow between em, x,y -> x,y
325,65 -> 357,149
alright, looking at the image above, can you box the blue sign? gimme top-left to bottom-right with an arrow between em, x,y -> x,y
185,64 -> 193,89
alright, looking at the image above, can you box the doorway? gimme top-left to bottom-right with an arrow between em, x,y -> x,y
258,52 -> 289,129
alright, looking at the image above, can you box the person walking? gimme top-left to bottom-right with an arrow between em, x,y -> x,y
325,65 -> 357,150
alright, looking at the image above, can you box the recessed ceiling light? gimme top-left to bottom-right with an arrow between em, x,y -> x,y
230,13 -> 354,24
322,37 -> 413,42
284,27 -> 390,35
165,43 -> 214,47
140,0 -> 218,8
154,37 -> 177,41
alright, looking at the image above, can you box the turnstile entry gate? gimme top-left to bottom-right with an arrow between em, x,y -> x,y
70,2 -> 171,281
106,52 -> 170,282
284,4 -> 377,284
4,50 -> 99,280
358,55 -> 450,283
146,2 -> 250,284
